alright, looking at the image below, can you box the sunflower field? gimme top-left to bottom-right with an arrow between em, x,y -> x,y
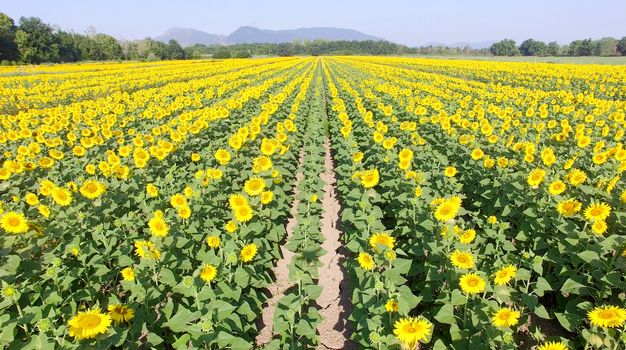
1,57 -> 626,350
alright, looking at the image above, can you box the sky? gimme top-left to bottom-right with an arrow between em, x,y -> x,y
1,0 -> 625,46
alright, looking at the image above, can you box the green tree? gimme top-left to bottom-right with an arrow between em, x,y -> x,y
165,39 -> 185,59
618,37 -> 626,56
212,48 -> 231,59
545,41 -> 561,56
569,39 -> 595,56
0,12 -> 18,61
594,37 -> 618,56
519,39 -> 547,56
15,16 -> 59,63
489,39 -> 518,56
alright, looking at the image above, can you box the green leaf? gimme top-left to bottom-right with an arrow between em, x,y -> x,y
434,304 -> 456,325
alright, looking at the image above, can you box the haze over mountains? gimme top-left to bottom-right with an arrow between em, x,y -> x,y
155,26 -> 385,47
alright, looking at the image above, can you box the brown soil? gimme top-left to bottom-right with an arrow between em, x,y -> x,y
316,139 -> 355,350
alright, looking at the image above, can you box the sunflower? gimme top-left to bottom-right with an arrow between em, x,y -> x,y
548,181 -> 566,195
199,264 -> 217,282
556,199 -> 582,217
493,265 -> 517,286
587,305 -> 626,328
566,168 -> 587,186
450,250 -> 475,269
146,184 -> 158,197
174,204 -> 190,219
79,180 -> 106,200
24,193 -> 39,206
458,229 -> 476,244
206,235 -> 220,248
491,307 -> 520,328
1,211 -> 29,234
537,341 -> 568,350
527,168 -> 546,188
67,308 -> 112,340
393,317 -> 433,348
459,273 -> 486,294
234,204 -> 253,223
471,148 -> 484,160
487,216 -> 498,224
253,156 -> 272,173
214,149 -> 231,165
244,177 -> 265,196
444,166 -> 457,177
357,252 -> 375,270
148,214 -> 169,237
38,205 -> 51,218
121,267 -> 135,281
261,191 -> 274,205
52,187 -> 73,206
591,220 -> 608,235
360,169 -> 380,188
170,193 -> 187,208
369,233 -> 395,252
224,220 -> 237,233
240,243 -> 258,263
229,194 -> 248,209
134,240 -> 161,260
353,152 -> 364,163
107,304 -> 135,324
385,299 -> 398,313
583,202 -> 611,222
434,196 -> 462,222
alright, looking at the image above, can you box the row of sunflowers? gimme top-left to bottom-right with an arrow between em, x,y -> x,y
2,55 -> 626,349
323,56 -> 626,349
0,57 -> 323,349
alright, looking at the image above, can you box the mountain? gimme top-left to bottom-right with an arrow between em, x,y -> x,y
226,26 -> 384,44
421,41 -> 496,49
155,28 -> 226,46
155,26 -> 386,47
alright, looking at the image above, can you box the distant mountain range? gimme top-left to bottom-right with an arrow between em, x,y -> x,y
421,41 -> 496,49
155,26 -> 386,47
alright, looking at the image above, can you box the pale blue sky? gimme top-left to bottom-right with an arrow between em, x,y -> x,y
2,0 -> 625,46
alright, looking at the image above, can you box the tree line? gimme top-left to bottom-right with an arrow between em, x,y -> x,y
1,12 -> 625,64
489,38 -> 626,56
0,13 -> 187,64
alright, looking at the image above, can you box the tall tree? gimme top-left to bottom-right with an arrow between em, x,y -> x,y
545,41 -> 561,56
617,37 -> 626,56
0,12 -> 19,61
519,39 -> 547,56
165,39 -> 185,59
594,37 -> 618,56
15,16 -> 59,63
489,39 -> 518,56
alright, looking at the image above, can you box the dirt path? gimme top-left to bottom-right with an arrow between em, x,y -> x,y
315,139 -> 355,350
255,152 -> 304,346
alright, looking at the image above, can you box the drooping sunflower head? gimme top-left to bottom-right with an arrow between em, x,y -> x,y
107,304 -> 135,324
